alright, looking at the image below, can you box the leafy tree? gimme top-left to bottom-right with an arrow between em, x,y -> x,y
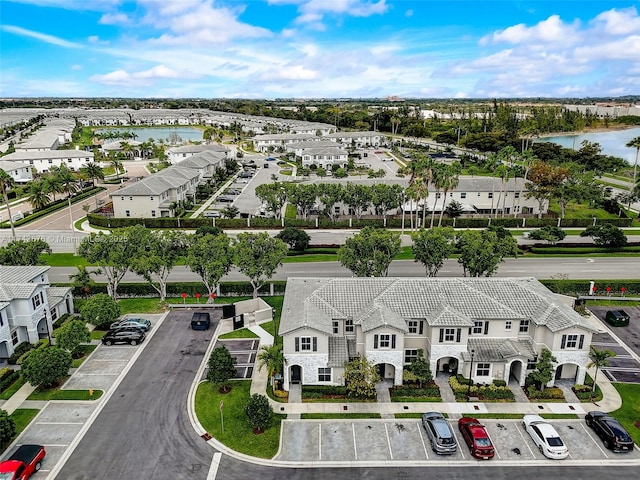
588,346 -> 616,401
207,346 -> 237,393
275,227 -> 310,251
287,183 -> 317,219
406,349 -> 432,388
580,224 -> 627,248
316,183 -> 344,221
343,183 -> 372,219
78,227 -> 146,299
0,410 -> 16,446
528,226 -> 566,245
411,227 -> 456,277
233,232 -> 288,298
194,225 -> 224,237
0,239 -> 51,266
338,227 -> 401,277
186,232 -> 232,301
80,293 -> 121,329
130,229 -> 186,301
244,394 -> 274,433
255,182 -> 287,219
525,162 -> 570,218
221,205 -> 239,218
257,344 -> 284,387
370,183 -> 403,220
20,346 -> 73,388
456,229 -> 519,277
444,199 -> 464,218
343,356 -> 381,399
0,168 -> 17,240
55,319 -> 90,357
526,348 -> 556,392
68,265 -> 102,298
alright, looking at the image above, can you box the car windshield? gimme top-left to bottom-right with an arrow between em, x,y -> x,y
475,438 -> 492,447
547,437 -> 564,447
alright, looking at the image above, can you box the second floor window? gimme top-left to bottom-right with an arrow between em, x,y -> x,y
408,320 -> 424,334
332,321 -> 339,335
519,320 -> 530,333
440,328 -> 461,343
345,318 -> 354,333
561,334 -> 584,349
295,336 -> 317,352
374,334 -> 396,349
470,321 -> 488,335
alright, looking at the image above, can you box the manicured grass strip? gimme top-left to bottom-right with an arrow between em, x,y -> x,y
219,328 -> 259,339
41,253 -> 92,267
259,321 -> 275,338
611,382 -> 640,447
27,387 -> 103,401
301,413 -> 381,419
90,329 -> 107,341
394,413 -> 423,419
71,345 -> 97,368
195,380 -> 283,459
118,298 -> 169,314
463,413 -> 579,420
0,377 -> 27,400
391,397 -> 442,402
1,409 -> 41,454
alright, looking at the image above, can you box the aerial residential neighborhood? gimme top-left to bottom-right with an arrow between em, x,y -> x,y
2,1 -> 640,480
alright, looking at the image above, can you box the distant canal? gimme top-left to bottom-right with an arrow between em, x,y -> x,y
94,126 -> 203,143
537,127 -> 640,164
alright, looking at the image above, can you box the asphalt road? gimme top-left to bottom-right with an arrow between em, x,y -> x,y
55,310 -> 218,480
47,256 -> 640,284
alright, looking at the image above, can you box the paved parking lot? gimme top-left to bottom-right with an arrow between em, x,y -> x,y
588,306 -> 640,384
214,338 -> 259,379
2,313 -> 166,479
276,418 -> 640,464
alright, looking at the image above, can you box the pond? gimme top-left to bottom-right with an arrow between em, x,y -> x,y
537,127 -> 640,164
94,126 -> 203,144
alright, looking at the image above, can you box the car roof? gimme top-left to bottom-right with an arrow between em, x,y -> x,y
535,422 -> 560,438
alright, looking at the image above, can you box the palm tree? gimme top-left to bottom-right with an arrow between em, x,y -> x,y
587,346 -> 616,402
109,155 -> 123,182
438,163 -> 461,226
27,180 -> 50,211
68,265 -> 102,298
56,165 -> 79,251
43,171 -> 64,202
0,168 -> 17,240
256,343 -> 285,389
429,164 -> 446,228
81,162 -> 105,208
625,136 -> 640,206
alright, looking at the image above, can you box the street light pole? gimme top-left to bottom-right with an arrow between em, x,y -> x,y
466,349 -> 475,402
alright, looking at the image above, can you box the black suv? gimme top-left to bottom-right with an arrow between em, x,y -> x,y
102,329 -> 146,346
586,411 -> 634,452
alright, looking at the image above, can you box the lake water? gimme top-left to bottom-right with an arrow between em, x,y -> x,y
537,127 -> 640,164
95,126 -> 203,143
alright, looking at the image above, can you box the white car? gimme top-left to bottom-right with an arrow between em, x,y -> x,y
522,415 -> 569,459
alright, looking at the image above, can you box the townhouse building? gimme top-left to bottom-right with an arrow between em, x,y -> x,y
0,266 -> 74,359
252,133 -> 317,152
279,277 -> 597,391
167,144 -> 229,164
0,149 -> 95,173
299,146 -> 350,169
0,160 -> 33,184
324,131 -> 386,148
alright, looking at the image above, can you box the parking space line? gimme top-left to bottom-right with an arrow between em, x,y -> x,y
580,423 -> 609,458
516,422 -> 536,457
352,423 -> 358,460
37,422 -> 84,425
318,424 -> 322,460
206,452 -> 222,480
451,426 -> 465,459
384,423 -> 393,460
417,422 -> 429,459
485,429 -> 501,460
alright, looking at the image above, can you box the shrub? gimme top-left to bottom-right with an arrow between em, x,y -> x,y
493,379 -> 507,387
0,370 -> 19,393
244,394 -> 274,433
527,386 -> 565,400
8,342 -> 34,365
0,409 -> 16,445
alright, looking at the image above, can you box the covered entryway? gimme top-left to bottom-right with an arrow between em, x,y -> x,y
36,316 -> 51,342
436,356 -> 459,374
508,360 -> 524,386
0,341 -> 9,360
555,362 -> 580,382
290,365 -> 302,384
375,363 -> 395,381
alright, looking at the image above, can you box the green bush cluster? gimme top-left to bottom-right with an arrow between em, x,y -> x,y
449,375 -> 515,401
529,246 -> 640,254
0,368 -> 19,393
572,384 -> 601,400
302,385 -> 348,398
526,386 -> 565,400
52,313 -> 73,330
390,385 -> 440,398
541,279 -> 640,296
8,342 -> 34,365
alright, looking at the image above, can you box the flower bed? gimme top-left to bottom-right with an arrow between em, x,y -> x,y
449,375 -> 515,402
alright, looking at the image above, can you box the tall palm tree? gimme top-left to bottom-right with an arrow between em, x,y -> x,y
43,170 -> 64,201
81,162 -> 105,208
56,165 -> 79,250
27,180 -> 51,211
109,155 -> 123,182
438,163 -> 461,226
625,136 -> 640,206
429,164 -> 446,228
256,343 -> 285,388
587,346 -> 616,402
0,168 -> 17,240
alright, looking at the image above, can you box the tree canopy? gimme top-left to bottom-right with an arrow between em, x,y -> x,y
80,293 -> 121,329
185,232 -> 233,300
21,346 -> 73,388
343,356 -> 380,399
411,227 -> 456,277
233,232 -> 288,298
0,239 -> 51,266
207,346 -> 237,392
55,319 -> 91,357
338,226 -> 401,277
456,228 -> 519,277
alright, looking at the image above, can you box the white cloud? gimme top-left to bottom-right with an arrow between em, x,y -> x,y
484,15 -> 579,45
99,13 -> 130,25
71,64 -> 83,70
591,7 -> 640,36
1,25 -> 82,48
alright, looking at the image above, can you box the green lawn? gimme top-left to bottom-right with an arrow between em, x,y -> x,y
118,298 -> 168,314
611,383 -> 640,446
195,380 -> 284,459
27,387 -> 103,401
0,377 -> 27,400
90,329 -> 107,340
71,344 -> 98,368
0,409 -> 40,454
41,253 -> 92,267
218,328 -> 259,339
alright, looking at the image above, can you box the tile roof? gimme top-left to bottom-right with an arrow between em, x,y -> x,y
280,277 -> 597,335
328,337 -> 349,367
0,266 -> 49,284
0,284 -> 39,300
462,338 -> 538,362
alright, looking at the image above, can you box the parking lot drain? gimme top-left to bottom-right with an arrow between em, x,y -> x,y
343,405 -> 348,411
538,405 -> 544,409
280,407 -> 285,411
201,433 -> 212,441
569,405 -> 575,410
474,405 -> 479,410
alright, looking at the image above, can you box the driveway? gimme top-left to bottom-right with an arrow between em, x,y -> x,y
51,309 -> 219,479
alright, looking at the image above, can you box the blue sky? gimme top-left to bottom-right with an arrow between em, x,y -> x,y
2,0 -> 640,99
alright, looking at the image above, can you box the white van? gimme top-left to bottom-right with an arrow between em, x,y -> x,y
11,212 -> 24,222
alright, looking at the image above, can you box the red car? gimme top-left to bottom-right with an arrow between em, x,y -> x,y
458,417 -> 495,459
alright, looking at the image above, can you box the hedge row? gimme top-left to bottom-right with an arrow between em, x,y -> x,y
527,386 -> 565,400
0,368 -> 19,393
540,279 -> 640,296
56,280 -> 288,298
0,187 -> 105,229
449,375 -> 515,401
87,213 -> 633,230
302,385 -> 348,396
390,386 -> 441,398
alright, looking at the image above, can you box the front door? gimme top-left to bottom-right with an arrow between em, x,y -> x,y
291,365 -> 301,384
376,364 -> 386,378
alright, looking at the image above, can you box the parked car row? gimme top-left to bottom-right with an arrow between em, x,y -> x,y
421,412 -> 635,459
101,318 -> 151,346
